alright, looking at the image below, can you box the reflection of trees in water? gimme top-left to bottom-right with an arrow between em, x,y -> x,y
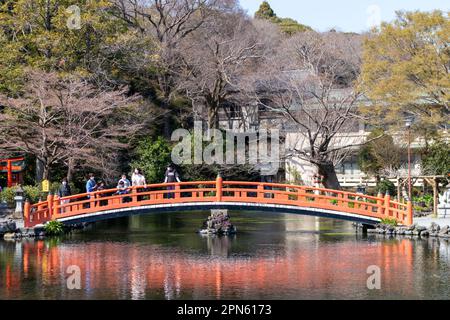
4,224 -> 450,299
412,238 -> 450,298
0,237 -> 426,299
204,235 -> 235,257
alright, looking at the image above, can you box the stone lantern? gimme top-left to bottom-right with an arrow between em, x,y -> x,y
13,185 -> 25,219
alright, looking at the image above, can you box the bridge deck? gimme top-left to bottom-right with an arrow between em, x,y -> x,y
24,178 -> 413,227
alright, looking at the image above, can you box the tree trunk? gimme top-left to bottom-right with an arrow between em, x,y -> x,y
35,158 -> 44,183
317,162 -> 341,190
162,99 -> 172,138
67,157 -> 74,182
42,164 -> 50,181
207,106 -> 219,129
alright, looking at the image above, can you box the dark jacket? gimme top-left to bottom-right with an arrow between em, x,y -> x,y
58,183 -> 72,197
164,168 -> 180,183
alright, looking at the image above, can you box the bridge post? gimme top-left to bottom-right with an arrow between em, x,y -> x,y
175,184 -> 180,199
297,188 -> 305,204
53,195 -> 59,217
216,175 -> 223,202
384,192 -> 391,218
131,188 -> 138,203
24,200 -> 30,227
377,193 -> 383,216
406,201 -> 413,225
257,184 -> 264,199
47,193 -> 53,219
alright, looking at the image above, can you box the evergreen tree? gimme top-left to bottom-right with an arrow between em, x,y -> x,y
254,1 -> 312,34
255,1 -> 276,20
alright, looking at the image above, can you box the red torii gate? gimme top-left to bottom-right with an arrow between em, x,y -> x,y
0,157 -> 25,187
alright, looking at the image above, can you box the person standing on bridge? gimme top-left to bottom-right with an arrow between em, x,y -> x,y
132,168 -> 147,201
58,178 -> 72,198
164,164 -> 181,199
96,181 -> 107,206
86,173 -> 98,208
58,178 -> 71,213
86,173 -> 98,194
132,168 -> 146,187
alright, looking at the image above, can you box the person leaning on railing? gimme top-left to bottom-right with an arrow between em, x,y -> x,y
96,181 -> 108,206
115,180 -> 131,203
58,178 -> 71,213
164,164 -> 181,199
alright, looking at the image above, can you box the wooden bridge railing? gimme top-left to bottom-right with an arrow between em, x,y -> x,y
24,177 -> 413,228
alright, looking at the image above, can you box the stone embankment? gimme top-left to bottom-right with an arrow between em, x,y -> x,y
357,222 -> 450,239
1,219 -> 46,240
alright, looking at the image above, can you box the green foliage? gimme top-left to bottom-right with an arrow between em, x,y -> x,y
376,180 -> 397,197
255,1 -> 276,20
172,128 -> 260,182
421,140 -> 450,176
0,0 -> 127,94
413,194 -> 433,207
0,185 -> 41,207
360,10 -> 449,130
0,188 -> 15,207
275,17 -> 312,35
23,185 -> 42,204
358,129 -> 401,177
380,217 -> 398,226
179,163 -> 259,182
287,165 -> 304,184
131,136 -> 172,184
254,1 -> 312,35
44,220 -> 65,236
358,144 -> 381,176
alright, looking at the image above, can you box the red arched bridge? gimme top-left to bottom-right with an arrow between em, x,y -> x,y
24,177 -> 413,228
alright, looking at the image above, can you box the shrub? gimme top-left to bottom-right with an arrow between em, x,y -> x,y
376,180 -> 396,197
23,185 -> 41,203
0,185 -> 41,207
413,194 -> 433,208
131,136 -> 172,184
422,140 -> 450,176
44,220 -> 65,236
0,187 -> 15,206
381,217 -> 398,226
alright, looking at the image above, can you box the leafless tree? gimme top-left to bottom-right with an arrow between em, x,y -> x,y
255,31 -> 365,189
0,70 -> 149,182
178,9 -> 273,129
179,8 -> 280,128
110,0 -> 232,135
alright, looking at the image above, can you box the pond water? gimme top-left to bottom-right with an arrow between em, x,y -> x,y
1,211 -> 450,299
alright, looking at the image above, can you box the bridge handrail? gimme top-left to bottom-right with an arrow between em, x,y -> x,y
25,178 -> 413,227
224,181 -> 384,201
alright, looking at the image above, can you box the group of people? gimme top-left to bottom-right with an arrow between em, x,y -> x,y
54,164 -> 181,207
85,165 -> 180,196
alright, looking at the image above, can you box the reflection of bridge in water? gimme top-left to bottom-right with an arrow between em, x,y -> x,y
1,237 -> 418,299
24,178 -> 413,228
